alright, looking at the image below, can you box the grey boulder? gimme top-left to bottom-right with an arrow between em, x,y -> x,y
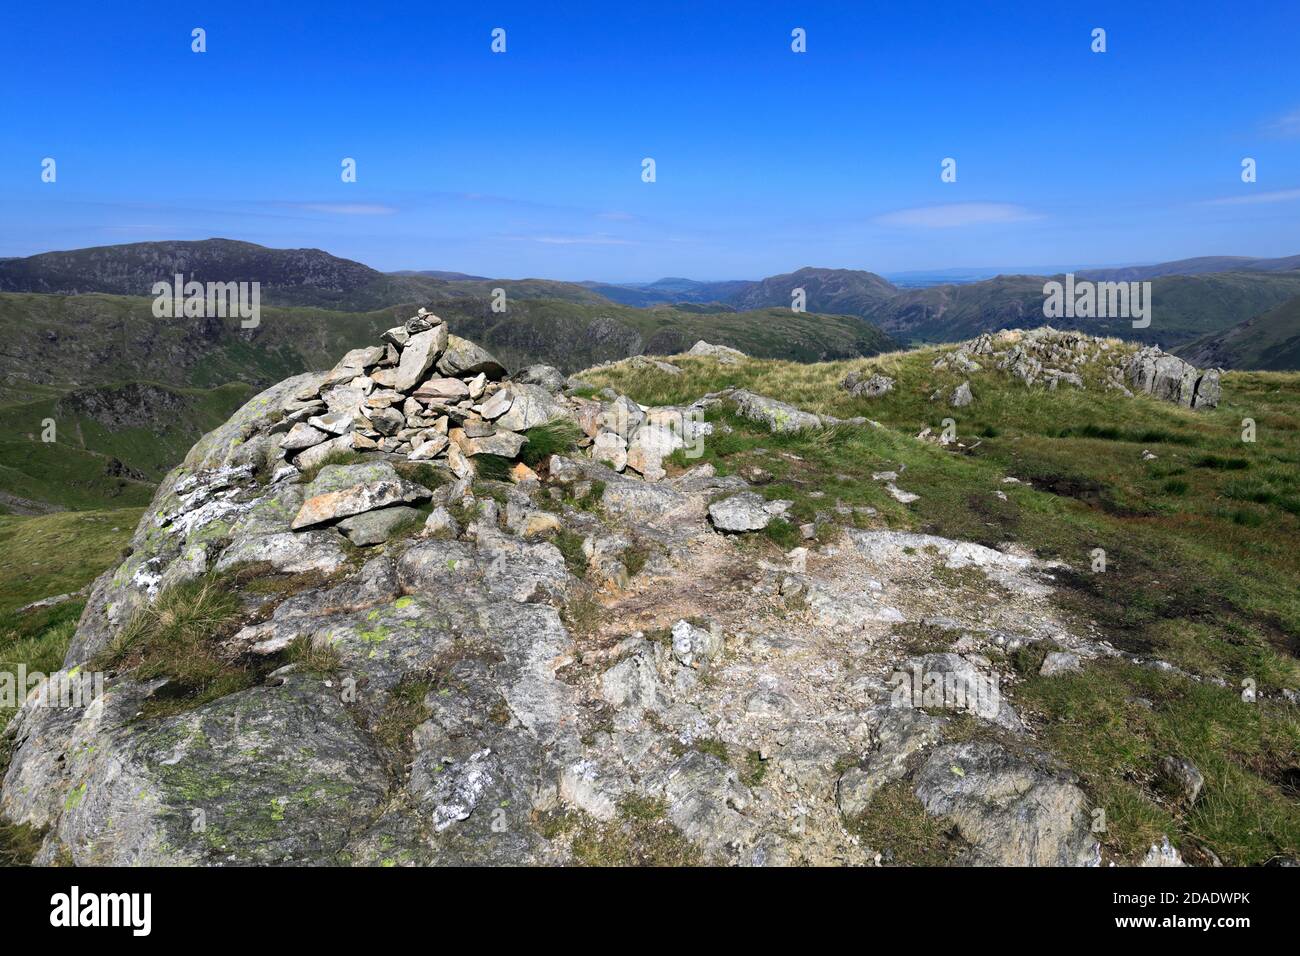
708,492 -> 772,532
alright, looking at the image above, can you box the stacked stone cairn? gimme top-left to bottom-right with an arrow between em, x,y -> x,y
271,311 -> 710,542
275,309 -> 569,480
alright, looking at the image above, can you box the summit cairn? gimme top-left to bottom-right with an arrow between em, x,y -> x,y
270,311 -> 726,504
274,309 -> 568,477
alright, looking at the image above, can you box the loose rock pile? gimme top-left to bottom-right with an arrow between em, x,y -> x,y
273,314 -> 734,497
274,309 -> 567,480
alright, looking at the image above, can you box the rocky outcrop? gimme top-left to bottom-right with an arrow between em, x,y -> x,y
913,742 -> 1099,867
842,371 -> 894,398
905,328 -> 1222,409
686,340 -> 747,364
1125,346 -> 1222,408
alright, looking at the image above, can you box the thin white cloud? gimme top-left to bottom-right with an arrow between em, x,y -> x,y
1266,108 -> 1300,138
505,233 -> 632,245
1202,189 -> 1300,206
873,202 -> 1040,228
290,203 -> 398,216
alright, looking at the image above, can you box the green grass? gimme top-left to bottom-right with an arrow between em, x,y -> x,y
563,795 -> 702,866
846,780 -> 966,865
553,529 -> 589,576
0,380 -> 253,511
0,600 -> 84,728
372,675 -> 435,764
518,418 -> 582,467
1016,658 -> 1300,865
0,509 -> 141,615
393,461 -> 450,493
471,454 -> 514,482
92,573 -> 259,719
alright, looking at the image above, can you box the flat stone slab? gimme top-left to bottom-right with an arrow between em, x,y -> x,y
337,506 -> 423,546
708,492 -> 772,532
292,462 -> 432,529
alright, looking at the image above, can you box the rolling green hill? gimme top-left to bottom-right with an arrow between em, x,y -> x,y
0,239 -> 608,312
0,290 -> 897,511
0,381 -> 253,513
0,291 -> 897,400
1179,294 -> 1300,371
865,271 -> 1300,347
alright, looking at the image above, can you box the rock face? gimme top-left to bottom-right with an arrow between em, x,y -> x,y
916,327 -> 1223,409
1125,346 -> 1222,408
1157,756 -> 1205,806
728,390 -> 822,433
708,492 -> 773,532
291,462 -> 431,529
913,742 -> 1098,867
686,340 -> 747,364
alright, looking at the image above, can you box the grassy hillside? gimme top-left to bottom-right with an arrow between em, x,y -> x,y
1179,294 -> 1300,371
868,271 -> 1300,346
0,381 -> 252,512
448,301 -> 897,370
0,292 -> 414,403
729,266 -> 899,315
0,291 -> 898,403
582,344 -> 1300,865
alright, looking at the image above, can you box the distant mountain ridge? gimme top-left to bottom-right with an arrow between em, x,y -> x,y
1078,254 -> 1300,282
5,239 -> 1299,362
0,240 -> 608,312
587,255 -> 1300,352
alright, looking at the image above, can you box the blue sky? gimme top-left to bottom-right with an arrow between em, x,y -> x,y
2,1 -> 1298,280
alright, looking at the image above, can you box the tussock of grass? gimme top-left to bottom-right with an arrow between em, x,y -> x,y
373,675 -> 434,763
472,454 -> 514,483
561,589 -> 606,637
846,780 -> 965,865
553,529 -> 588,576
622,539 -> 653,576
394,461 -> 449,492
284,634 -> 341,677
93,574 -> 259,719
519,418 -> 582,467
565,795 -> 702,866
1194,454 -> 1250,471
0,817 -> 45,866
761,517 -> 801,549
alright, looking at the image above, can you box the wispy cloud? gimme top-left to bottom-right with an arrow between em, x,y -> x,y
1266,108 -> 1300,138
288,203 -> 398,216
504,233 -> 632,246
873,202 -> 1040,228
1202,189 -> 1300,206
